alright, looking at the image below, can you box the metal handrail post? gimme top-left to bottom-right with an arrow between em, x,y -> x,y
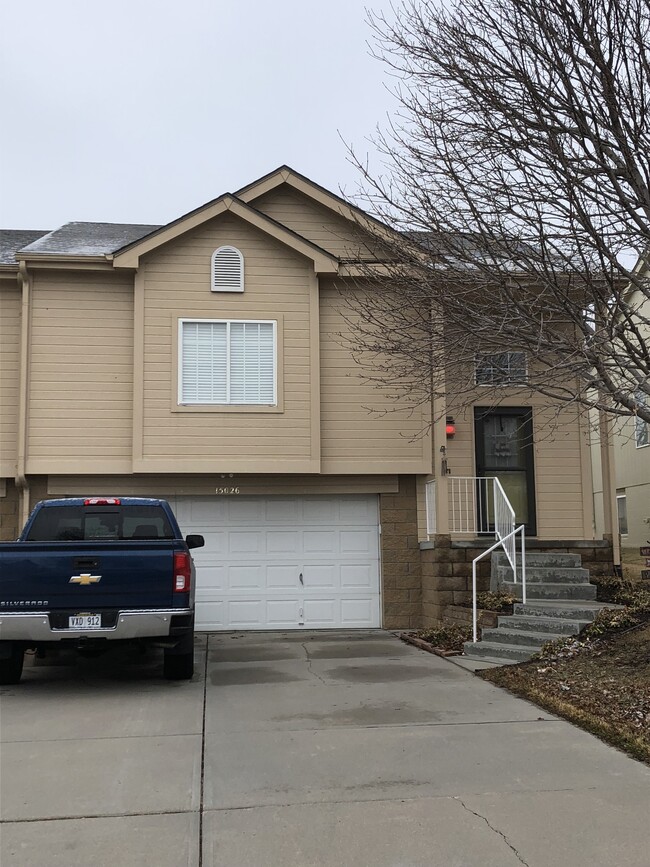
471,525 -> 525,642
520,526 -> 527,604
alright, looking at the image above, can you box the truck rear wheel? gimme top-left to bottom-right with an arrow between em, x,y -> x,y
0,644 -> 25,685
163,649 -> 194,680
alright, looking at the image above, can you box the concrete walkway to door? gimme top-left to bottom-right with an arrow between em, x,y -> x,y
1,630 -> 649,866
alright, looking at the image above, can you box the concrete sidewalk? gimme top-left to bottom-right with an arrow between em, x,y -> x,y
1,631 -> 649,866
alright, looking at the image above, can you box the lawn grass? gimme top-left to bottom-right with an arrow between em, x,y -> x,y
480,615 -> 650,764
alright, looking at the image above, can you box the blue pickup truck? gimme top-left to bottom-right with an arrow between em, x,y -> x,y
0,497 -> 204,684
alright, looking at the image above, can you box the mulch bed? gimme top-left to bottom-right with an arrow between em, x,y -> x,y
400,633 -> 462,657
480,618 -> 650,764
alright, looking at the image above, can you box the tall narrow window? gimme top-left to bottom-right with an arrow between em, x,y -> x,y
180,320 -> 276,405
211,246 -> 244,292
635,390 -> 649,448
616,491 -> 628,536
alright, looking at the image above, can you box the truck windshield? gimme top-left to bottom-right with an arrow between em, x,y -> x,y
25,505 -> 176,542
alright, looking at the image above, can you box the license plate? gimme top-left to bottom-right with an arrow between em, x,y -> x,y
68,614 -> 102,629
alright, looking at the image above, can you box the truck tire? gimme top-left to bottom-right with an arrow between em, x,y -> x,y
0,644 -> 25,685
163,648 -> 194,680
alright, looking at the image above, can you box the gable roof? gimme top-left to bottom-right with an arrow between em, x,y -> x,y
235,165 -> 403,250
111,193 -> 339,273
0,230 -> 50,265
18,222 -> 161,258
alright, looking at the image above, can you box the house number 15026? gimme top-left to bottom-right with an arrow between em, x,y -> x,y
215,487 -> 240,495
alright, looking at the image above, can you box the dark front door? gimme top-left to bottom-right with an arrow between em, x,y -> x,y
474,407 -> 536,535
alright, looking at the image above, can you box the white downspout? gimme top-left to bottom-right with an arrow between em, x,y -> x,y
15,261 -> 31,529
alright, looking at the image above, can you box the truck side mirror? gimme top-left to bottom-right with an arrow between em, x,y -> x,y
185,534 -> 205,550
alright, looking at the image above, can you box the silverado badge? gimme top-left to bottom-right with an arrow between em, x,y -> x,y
69,573 -> 102,586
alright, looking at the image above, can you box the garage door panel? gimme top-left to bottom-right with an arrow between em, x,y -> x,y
340,529 -> 377,554
228,565 -> 264,590
264,499 -> 302,523
228,599 -> 266,627
266,530 -> 300,553
228,531 -> 263,554
339,498 -> 378,523
227,499 -> 266,523
303,530 -> 337,554
302,499 -> 339,523
303,598 -> 337,626
265,564 -> 301,589
195,600 -> 226,630
340,564 -> 374,588
266,599 -> 302,627
341,598 -> 376,625
301,564 -> 337,589
173,494 -> 381,631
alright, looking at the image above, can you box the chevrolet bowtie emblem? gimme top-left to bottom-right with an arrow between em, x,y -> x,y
69,573 -> 101,586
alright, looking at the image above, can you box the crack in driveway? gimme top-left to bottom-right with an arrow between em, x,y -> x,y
454,796 -> 530,866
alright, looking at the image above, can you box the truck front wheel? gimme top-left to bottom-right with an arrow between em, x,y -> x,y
0,644 -> 25,685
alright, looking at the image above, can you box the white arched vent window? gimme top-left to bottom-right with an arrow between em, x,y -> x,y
211,246 -> 244,292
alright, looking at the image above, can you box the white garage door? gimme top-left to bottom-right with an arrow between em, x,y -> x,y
170,495 -> 381,631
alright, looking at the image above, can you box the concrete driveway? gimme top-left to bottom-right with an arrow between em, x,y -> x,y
1,631 -> 649,866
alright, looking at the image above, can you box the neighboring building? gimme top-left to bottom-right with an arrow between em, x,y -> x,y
597,287 -> 650,551
0,167 -> 616,632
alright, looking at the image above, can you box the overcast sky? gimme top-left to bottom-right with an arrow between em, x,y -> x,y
0,0 -> 396,230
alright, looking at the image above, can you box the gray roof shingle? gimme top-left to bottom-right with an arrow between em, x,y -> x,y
17,222 -> 162,257
0,230 -> 50,265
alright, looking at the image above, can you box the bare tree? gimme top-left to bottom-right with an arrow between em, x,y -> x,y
346,0 -> 650,424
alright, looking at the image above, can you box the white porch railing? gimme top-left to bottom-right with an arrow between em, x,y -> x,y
425,476 -> 527,641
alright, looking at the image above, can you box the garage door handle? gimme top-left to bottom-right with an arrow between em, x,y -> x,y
299,573 -> 304,585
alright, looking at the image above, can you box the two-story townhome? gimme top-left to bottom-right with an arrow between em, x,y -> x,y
0,167 -> 617,633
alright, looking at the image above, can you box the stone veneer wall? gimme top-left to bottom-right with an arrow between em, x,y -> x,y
380,475 -> 422,630
420,537 -> 614,629
421,536 -> 492,628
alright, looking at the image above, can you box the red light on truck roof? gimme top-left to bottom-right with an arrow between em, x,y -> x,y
84,498 -> 121,506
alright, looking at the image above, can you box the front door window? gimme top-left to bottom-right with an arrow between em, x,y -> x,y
475,408 -> 536,534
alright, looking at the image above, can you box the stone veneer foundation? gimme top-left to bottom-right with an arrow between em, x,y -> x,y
379,475 -> 422,631
420,536 -> 614,630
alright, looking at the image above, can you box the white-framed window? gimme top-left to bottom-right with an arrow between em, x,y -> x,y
635,390 -> 649,448
211,246 -> 244,292
475,351 -> 527,386
616,490 -> 628,536
179,319 -> 276,405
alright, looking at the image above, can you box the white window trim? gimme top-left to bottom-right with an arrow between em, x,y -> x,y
211,246 -> 244,293
474,351 -> 528,387
178,318 -> 277,407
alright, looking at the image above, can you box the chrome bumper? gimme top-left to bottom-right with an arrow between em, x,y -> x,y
0,609 -> 192,642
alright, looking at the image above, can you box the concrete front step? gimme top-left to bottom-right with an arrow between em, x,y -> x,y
463,640 -> 539,663
493,552 -> 581,568
501,580 -> 597,600
481,627 -> 563,648
500,614 -> 591,635
496,565 -> 591,584
514,600 -> 614,620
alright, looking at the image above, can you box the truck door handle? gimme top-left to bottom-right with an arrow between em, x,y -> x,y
299,573 -> 304,585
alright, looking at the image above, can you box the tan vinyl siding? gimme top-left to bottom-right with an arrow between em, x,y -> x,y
253,185 -> 376,260
140,214 -> 316,471
319,280 -> 431,473
0,280 -> 20,476
27,272 -> 134,472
